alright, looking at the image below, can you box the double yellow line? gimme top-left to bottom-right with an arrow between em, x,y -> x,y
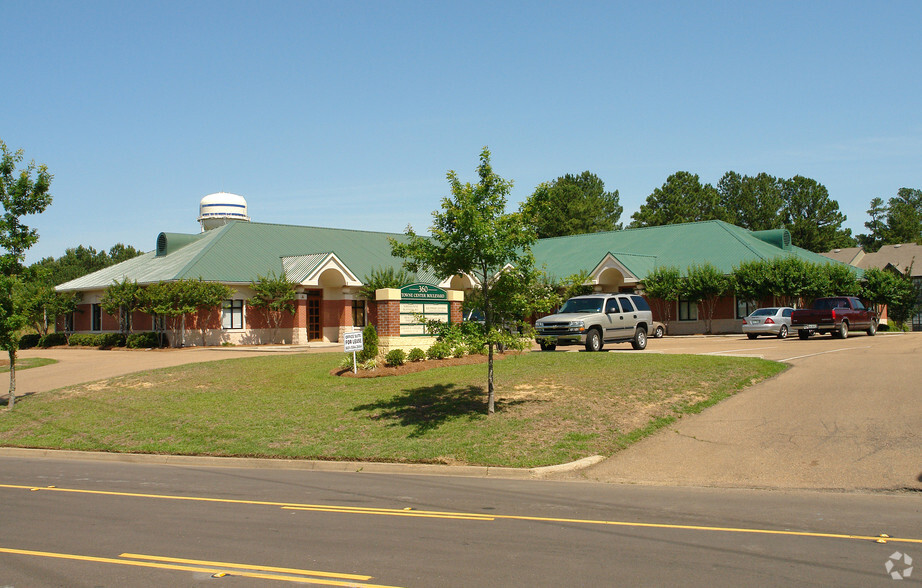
3,482 -> 921,545
0,547 -> 401,587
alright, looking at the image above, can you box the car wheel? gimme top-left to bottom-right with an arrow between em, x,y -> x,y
539,341 -> 557,351
631,327 -> 647,350
867,319 -> 877,336
777,325 -> 788,339
585,329 -> 603,352
747,333 -> 758,340
798,329 -> 811,340
835,321 -> 849,339
653,325 -> 664,338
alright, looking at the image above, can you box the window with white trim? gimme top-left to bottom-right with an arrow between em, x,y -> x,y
222,299 -> 244,329
736,298 -> 757,319
91,304 -> 102,331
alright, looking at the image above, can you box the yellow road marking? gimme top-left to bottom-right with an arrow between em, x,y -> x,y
0,547 -> 403,587
119,553 -> 372,580
3,483 -> 920,546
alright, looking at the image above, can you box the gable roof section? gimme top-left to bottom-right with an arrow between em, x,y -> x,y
57,221 -> 424,291
857,243 -> 922,276
531,220 -> 856,281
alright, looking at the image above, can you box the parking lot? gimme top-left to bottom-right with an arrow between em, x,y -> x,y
566,331 -> 922,490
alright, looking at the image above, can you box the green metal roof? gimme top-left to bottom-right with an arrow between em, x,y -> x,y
56,219 -> 859,292
531,220 -> 859,280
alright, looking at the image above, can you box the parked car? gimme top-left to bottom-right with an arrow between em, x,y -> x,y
742,307 -> 794,339
534,293 -> 654,351
650,321 -> 665,338
790,296 -> 878,339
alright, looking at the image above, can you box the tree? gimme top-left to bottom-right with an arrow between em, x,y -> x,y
138,279 -> 231,347
1,140 -> 53,409
390,147 -> 536,414
249,271 -> 297,343
359,266 -> 414,301
857,197 -> 889,252
100,278 -> 142,334
520,171 -> 622,238
681,263 -> 730,334
884,188 -> 922,245
630,172 -> 723,228
30,243 -> 142,286
641,265 -> 682,330
781,176 -> 854,252
717,172 -> 784,231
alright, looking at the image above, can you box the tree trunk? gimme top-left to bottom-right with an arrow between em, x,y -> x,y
487,343 -> 495,414
7,348 -> 16,410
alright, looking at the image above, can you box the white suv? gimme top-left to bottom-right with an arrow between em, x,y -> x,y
535,294 -> 654,351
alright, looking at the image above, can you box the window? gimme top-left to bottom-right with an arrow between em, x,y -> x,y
64,313 -> 74,332
619,298 -> 635,313
352,300 -> 366,328
678,299 -> 698,321
91,304 -> 102,331
151,314 -> 165,332
736,298 -> 757,319
222,299 -> 244,329
605,298 -> 620,314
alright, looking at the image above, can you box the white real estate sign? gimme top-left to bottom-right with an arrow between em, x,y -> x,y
343,331 -> 364,352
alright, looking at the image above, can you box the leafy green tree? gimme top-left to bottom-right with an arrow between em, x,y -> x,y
857,197 -> 889,252
822,263 -> 860,296
781,176 -> 854,252
249,271 -> 297,343
390,147 -> 536,414
884,188 -> 922,245
1,140 -> 53,409
642,265 -> 682,329
717,172 -> 784,231
630,172 -> 722,228
359,266 -> 414,301
100,278 -> 142,334
138,279 -> 231,347
520,171 -> 623,238
681,263 -> 730,334
731,260 -> 775,307
30,243 -> 143,286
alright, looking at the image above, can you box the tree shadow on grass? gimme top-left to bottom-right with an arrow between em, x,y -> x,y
352,383 -> 526,438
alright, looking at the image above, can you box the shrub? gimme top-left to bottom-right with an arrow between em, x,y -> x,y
18,334 -> 40,350
38,333 -> 68,348
426,340 -> 452,360
384,349 -> 406,367
452,345 -> 466,358
339,354 -> 355,370
98,333 -> 127,348
126,332 -> 162,349
68,334 -> 101,347
360,358 -> 378,371
358,324 -> 379,362
407,347 -> 426,362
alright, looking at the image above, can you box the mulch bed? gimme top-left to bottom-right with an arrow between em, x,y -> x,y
333,351 -> 521,378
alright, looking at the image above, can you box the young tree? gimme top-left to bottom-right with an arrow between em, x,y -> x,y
1,140 -> 53,409
630,172 -> 722,228
138,279 -> 231,347
681,263 -> 730,334
390,147 -> 536,414
249,271 -> 297,343
100,278 -> 142,334
520,171 -> 623,238
731,259 -> 775,308
641,265 -> 682,330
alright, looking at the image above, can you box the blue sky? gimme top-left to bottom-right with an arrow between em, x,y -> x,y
4,1 -> 920,264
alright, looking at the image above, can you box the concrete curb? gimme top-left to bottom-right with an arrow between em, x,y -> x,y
0,447 -> 606,480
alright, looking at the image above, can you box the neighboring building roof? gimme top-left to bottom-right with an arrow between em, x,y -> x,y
858,243 -> 922,277
532,220 -> 848,281
821,247 -> 865,266
56,219 -> 859,292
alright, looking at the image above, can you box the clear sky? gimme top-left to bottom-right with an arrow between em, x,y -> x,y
4,1 -> 920,264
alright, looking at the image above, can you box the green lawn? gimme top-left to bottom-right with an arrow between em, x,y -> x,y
0,352 -> 786,467
0,357 -> 57,374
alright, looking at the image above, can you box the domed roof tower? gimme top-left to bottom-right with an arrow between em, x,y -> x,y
198,192 -> 250,232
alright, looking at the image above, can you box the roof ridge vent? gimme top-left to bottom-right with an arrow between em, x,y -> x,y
156,232 -> 200,257
752,228 -> 792,251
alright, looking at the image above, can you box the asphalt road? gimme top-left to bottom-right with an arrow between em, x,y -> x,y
1,457 -> 920,587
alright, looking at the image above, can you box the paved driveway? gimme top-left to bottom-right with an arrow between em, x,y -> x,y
557,332 -> 922,491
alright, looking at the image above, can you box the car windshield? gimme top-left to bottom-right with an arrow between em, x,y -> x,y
750,308 -> 778,317
558,297 -> 603,314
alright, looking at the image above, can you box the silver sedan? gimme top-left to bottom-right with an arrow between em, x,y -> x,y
742,307 -> 794,339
